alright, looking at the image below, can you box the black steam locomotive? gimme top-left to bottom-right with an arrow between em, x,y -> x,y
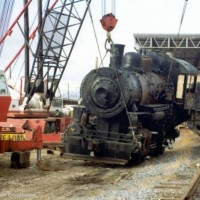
63,44 -> 200,164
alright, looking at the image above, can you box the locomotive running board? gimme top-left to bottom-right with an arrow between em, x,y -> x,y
62,153 -> 128,165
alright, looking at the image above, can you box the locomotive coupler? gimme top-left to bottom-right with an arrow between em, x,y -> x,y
88,140 -> 105,157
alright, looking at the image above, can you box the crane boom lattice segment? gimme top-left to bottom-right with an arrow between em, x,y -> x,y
25,0 -> 91,108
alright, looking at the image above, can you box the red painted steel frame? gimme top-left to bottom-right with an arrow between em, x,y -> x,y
4,0 -> 59,72
0,0 -> 33,46
0,126 -> 43,153
0,96 -> 11,122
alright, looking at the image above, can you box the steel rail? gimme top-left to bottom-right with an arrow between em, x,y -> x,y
181,170 -> 200,200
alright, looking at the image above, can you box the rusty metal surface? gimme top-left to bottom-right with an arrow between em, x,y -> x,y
182,170 -> 200,200
148,169 -> 200,200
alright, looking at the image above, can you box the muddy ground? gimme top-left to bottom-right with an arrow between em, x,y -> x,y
0,128 -> 199,200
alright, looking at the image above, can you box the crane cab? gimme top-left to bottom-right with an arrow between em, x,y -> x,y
0,70 -> 11,122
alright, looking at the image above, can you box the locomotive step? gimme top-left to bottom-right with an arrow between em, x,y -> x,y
62,153 -> 128,165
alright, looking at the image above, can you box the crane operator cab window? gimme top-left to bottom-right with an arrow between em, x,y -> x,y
0,74 -> 9,95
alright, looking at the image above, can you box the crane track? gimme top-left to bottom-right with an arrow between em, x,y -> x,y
148,169 -> 200,200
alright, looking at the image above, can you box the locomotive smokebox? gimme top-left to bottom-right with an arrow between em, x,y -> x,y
110,44 -> 125,69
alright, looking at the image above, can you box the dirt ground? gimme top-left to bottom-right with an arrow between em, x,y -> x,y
0,128 -> 200,200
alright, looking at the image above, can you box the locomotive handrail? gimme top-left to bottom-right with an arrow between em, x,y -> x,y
127,112 -> 150,115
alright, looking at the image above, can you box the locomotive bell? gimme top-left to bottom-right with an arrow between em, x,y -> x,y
110,44 -> 125,69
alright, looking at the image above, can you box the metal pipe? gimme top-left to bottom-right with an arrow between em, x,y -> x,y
24,0 -> 30,93
37,0 -> 44,93
37,149 -> 41,161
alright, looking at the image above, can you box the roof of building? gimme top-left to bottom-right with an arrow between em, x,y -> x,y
133,34 -> 200,68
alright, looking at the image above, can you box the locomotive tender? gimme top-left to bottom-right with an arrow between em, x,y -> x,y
63,44 -> 200,164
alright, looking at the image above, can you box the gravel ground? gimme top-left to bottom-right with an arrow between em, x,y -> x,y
0,128 -> 199,200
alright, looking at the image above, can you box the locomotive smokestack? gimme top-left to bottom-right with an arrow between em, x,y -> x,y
110,44 -> 125,69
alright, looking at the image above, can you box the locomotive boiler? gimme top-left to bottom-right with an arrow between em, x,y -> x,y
63,44 -> 200,164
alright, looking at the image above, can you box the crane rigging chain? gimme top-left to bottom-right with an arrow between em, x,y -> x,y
100,0 -> 117,52
100,6 -> 117,51
104,32 -> 114,51
100,1 -> 136,140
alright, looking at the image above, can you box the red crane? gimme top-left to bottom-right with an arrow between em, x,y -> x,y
0,0 -> 92,168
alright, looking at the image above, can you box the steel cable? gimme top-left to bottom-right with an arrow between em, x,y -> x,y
88,4 -> 104,68
9,0 -> 49,87
167,0 -> 189,84
178,0 -> 188,35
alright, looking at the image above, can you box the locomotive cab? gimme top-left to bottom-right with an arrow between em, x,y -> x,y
178,72 -> 200,136
176,73 -> 200,110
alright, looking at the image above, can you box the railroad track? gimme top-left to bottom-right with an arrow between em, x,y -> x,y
183,170 -> 200,200
149,168 -> 200,200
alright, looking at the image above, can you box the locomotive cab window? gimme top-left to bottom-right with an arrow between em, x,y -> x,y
196,74 -> 200,90
176,74 -> 196,99
186,75 -> 195,93
176,74 -> 185,99
197,74 -> 200,83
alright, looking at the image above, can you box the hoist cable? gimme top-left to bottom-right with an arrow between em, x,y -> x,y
88,4 -> 104,68
178,0 -> 188,35
101,0 -> 133,132
0,1 -> 14,39
0,0 -> 15,56
98,49 -> 109,68
0,1 -> 8,38
102,0 -> 116,15
167,0 -> 189,83
101,0 -> 105,16
112,0 -> 116,15
113,64 -> 136,138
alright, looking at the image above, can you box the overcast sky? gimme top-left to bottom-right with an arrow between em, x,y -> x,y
1,0 -> 200,96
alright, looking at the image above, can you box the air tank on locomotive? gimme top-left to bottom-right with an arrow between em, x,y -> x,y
63,44 -> 200,164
